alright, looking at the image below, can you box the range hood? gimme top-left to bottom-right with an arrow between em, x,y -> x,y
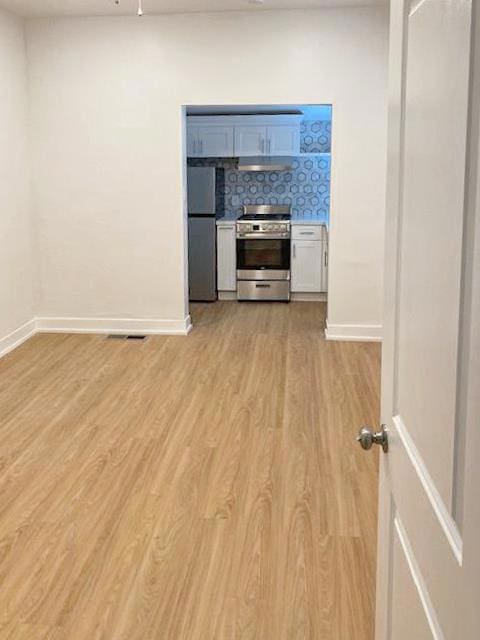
237,156 -> 294,172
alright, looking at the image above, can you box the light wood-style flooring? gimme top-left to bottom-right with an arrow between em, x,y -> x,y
0,302 -> 380,639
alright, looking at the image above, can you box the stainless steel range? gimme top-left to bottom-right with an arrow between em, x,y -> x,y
236,204 -> 291,301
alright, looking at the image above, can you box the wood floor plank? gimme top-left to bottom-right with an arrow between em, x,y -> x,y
0,302 -> 380,639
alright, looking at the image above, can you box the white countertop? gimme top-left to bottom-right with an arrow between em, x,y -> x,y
216,212 -> 329,226
216,214 -> 238,226
291,215 -> 328,226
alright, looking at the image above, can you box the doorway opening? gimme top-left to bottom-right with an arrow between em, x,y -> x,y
182,104 -> 333,329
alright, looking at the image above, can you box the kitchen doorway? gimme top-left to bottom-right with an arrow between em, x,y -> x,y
182,104 -> 332,330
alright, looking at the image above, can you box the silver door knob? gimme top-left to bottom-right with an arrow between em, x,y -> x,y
357,425 -> 389,453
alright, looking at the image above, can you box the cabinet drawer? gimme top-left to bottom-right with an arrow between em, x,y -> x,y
291,225 -> 325,241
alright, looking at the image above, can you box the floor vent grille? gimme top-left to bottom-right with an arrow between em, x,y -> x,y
106,335 -> 148,341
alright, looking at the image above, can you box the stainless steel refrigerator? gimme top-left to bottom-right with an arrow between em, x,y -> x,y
187,167 -> 222,302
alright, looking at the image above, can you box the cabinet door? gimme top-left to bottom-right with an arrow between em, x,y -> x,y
234,125 -> 266,156
291,240 -> 322,292
320,239 -> 328,292
198,126 -> 234,157
187,126 -> 199,157
217,225 -> 237,291
266,124 -> 300,155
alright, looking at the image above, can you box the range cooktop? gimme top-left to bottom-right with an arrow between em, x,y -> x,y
238,213 -> 291,222
238,205 -> 292,222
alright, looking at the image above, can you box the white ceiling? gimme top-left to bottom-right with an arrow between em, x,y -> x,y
0,0 -> 386,19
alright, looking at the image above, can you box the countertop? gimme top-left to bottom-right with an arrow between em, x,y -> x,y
216,213 -> 239,226
216,213 -> 329,226
291,214 -> 329,227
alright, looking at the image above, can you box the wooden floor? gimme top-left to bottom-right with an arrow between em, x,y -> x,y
0,302 -> 380,640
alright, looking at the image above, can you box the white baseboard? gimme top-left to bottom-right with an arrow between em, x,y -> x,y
325,319 -> 382,342
0,315 -> 193,360
36,315 -> 193,336
0,318 -> 37,359
218,291 -> 237,300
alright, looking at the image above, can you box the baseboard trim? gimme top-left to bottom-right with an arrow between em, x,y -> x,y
325,319 -> 382,342
0,319 -> 37,359
218,291 -> 237,300
36,315 -> 192,336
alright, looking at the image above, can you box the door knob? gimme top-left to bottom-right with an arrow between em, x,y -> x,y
357,425 -> 388,453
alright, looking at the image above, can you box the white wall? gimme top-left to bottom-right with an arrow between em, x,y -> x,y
26,7 -> 388,336
0,8 -> 36,354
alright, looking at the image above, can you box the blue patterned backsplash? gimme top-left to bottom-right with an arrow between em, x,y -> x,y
300,119 -> 331,153
187,119 -> 331,219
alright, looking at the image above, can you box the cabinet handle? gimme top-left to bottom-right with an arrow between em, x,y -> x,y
193,140 -> 196,155
261,139 -> 265,154
324,250 -> 328,267
200,140 -> 204,155
268,139 -> 271,153
293,243 -> 296,259
300,231 -> 314,235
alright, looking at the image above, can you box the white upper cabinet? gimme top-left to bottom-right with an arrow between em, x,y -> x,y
234,125 -> 266,156
198,126 -> 234,157
266,124 -> 300,155
187,115 -> 301,158
188,124 -> 234,158
186,127 -> 198,157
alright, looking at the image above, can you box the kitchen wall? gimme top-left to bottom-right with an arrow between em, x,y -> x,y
26,7 -> 388,339
300,119 -> 331,154
0,8 -> 36,356
189,155 -> 331,219
188,119 -> 331,219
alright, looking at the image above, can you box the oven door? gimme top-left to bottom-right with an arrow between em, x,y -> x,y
237,236 -> 290,280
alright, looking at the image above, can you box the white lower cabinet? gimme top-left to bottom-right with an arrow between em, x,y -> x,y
320,240 -> 328,292
291,226 -> 328,293
216,223 -> 236,291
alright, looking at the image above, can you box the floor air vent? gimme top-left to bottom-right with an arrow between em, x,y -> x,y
106,335 -> 148,341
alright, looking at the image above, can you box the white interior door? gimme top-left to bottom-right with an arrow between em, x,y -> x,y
373,1 -> 480,639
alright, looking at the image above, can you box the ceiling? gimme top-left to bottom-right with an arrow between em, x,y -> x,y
0,0 -> 386,18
